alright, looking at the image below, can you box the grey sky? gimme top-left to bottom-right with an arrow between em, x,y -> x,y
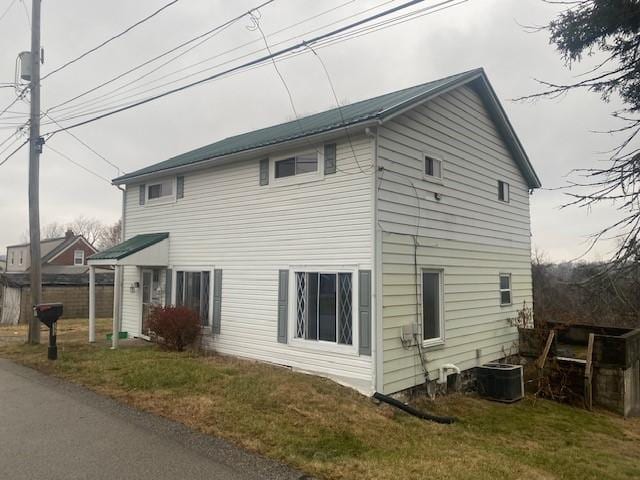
0,0 -> 627,261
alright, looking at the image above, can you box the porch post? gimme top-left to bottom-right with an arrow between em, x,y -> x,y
111,265 -> 121,349
89,265 -> 96,343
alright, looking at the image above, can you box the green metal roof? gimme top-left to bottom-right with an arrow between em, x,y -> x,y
113,68 -> 541,188
88,233 -> 168,261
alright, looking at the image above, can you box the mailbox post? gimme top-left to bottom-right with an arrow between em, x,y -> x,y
34,303 -> 63,360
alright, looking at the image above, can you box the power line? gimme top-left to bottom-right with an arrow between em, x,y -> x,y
18,0 -> 29,27
0,138 -> 28,167
0,0 -> 17,24
42,112 -> 123,174
47,0 -> 388,119
42,0 -> 181,80
306,43 -> 370,174
43,0 -> 432,135
45,144 -> 113,184
48,0 -> 461,124
45,0 -> 468,131
0,90 -> 27,119
43,0 -> 277,115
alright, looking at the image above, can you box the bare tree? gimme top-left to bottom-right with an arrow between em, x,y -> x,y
97,220 -> 122,250
41,222 -> 65,239
67,215 -> 105,246
519,1 -> 640,272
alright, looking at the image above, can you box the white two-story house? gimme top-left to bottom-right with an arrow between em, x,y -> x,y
88,68 -> 541,395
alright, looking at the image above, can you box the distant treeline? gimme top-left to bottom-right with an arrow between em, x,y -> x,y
532,258 -> 640,329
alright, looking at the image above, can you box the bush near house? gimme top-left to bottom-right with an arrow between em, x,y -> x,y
148,305 -> 200,351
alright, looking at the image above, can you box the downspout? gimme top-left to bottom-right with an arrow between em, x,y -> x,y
366,125 -> 384,394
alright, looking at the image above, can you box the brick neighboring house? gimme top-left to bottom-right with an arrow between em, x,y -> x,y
5,229 -> 98,274
0,230 -> 114,324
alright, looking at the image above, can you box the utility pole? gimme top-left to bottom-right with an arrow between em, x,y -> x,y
27,0 -> 42,344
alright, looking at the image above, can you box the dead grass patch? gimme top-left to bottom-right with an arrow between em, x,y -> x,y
1,319 -> 639,480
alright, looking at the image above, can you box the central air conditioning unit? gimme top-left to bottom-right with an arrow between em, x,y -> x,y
477,363 -> 524,403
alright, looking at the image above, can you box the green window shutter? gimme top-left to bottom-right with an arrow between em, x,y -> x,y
139,184 -> 146,205
358,270 -> 372,356
164,269 -> 172,306
277,270 -> 288,343
324,143 -> 337,175
259,158 -> 269,185
212,269 -> 222,334
176,176 -> 184,199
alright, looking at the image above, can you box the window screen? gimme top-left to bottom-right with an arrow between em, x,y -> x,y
295,272 -> 352,345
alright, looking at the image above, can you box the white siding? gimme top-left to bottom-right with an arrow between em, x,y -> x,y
378,85 -> 533,394
121,135 -> 375,392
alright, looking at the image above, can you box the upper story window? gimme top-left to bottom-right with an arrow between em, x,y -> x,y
11,252 -> 15,264
499,273 -> 512,305
275,151 -> 318,179
424,154 -> 442,179
74,250 -> 85,265
498,180 -> 510,202
295,271 -> 353,345
148,179 -> 174,201
19,251 -> 23,265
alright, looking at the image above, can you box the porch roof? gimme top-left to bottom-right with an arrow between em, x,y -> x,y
88,233 -> 169,266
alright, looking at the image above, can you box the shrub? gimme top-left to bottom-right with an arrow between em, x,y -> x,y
147,305 -> 200,351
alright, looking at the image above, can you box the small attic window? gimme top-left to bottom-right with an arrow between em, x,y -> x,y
424,154 -> 442,179
498,181 -> 510,202
274,151 -> 318,179
147,178 -> 174,202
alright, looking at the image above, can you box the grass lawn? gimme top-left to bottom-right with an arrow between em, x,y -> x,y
1,319 -> 639,480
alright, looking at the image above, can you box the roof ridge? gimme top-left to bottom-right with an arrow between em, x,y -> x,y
162,69 -> 485,163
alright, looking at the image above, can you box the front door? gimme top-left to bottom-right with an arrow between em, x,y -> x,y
141,269 -> 162,337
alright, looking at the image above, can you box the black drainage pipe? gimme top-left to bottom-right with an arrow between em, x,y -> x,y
373,392 -> 456,424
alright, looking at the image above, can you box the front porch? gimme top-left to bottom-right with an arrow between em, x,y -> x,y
87,233 -> 170,347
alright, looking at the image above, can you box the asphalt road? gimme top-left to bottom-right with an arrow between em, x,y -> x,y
0,359 -> 307,480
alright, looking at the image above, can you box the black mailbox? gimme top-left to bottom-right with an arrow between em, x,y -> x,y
34,303 -> 63,360
34,303 -> 63,328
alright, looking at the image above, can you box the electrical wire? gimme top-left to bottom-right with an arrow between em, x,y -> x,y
18,0 -> 29,27
43,0 -> 278,113
44,0 -> 467,126
306,43 -> 370,174
0,0 -> 17,24
45,0 -> 396,119
42,0 -> 434,135
45,0 -> 367,119
45,144 -> 113,184
42,0 -> 181,80
42,112 -> 123,174
0,138 -> 28,167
